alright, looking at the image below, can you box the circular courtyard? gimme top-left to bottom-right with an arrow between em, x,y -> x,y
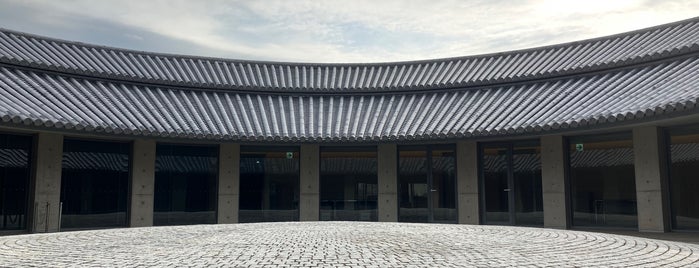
0,222 -> 698,267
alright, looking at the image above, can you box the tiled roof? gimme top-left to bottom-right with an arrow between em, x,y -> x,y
0,18 -> 697,142
0,18 -> 698,93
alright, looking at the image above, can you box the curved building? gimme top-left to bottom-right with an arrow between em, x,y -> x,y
0,17 -> 698,234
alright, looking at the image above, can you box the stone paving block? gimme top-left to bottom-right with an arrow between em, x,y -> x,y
0,222 -> 698,267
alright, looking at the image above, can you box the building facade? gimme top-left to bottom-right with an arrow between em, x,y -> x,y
0,17 -> 698,234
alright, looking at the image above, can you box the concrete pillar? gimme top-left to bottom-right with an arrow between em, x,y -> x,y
218,143 -> 240,224
456,141 -> 480,224
633,126 -> 670,232
540,135 -> 570,229
30,133 -> 63,233
377,144 -> 398,222
299,144 -> 319,221
129,139 -> 155,227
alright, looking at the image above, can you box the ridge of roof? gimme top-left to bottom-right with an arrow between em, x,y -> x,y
0,16 -> 697,93
2,16 -> 698,66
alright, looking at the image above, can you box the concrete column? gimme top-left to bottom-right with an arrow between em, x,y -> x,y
540,135 -> 570,229
30,133 -> 63,233
299,144 -> 319,221
377,144 -> 398,222
633,126 -> 670,232
129,139 -> 155,227
456,141 -> 480,224
217,143 -> 240,224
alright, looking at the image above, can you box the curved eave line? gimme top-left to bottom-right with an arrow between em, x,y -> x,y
1,102 -> 696,143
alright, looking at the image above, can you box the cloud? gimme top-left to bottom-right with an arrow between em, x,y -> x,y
0,0 -> 696,63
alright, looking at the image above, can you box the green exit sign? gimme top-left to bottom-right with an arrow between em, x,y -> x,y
286,152 -> 294,159
575,143 -> 584,152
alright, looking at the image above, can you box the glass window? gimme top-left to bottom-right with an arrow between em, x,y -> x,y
320,147 -> 377,221
668,126 -> 699,230
399,145 -> 456,223
60,139 -> 130,230
154,144 -> 218,226
569,133 -> 637,228
0,134 -> 32,231
240,146 -> 299,223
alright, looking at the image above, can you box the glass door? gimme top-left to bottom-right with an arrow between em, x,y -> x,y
430,147 -> 457,223
482,145 -> 512,225
399,145 -> 456,223
481,141 -> 543,226
399,148 -> 429,222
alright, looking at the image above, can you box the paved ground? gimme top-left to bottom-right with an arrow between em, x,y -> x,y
1,222 -> 698,267
583,228 -> 699,245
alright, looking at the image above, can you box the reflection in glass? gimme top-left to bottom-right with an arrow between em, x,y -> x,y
240,147 -> 299,222
669,127 -> 699,230
482,145 -> 510,224
512,143 -> 543,226
569,133 -> 637,228
154,144 -> 218,226
399,149 -> 428,222
399,145 -> 456,223
481,141 -> 543,226
61,139 -> 129,229
0,134 -> 31,231
320,147 -> 377,221
432,148 -> 457,223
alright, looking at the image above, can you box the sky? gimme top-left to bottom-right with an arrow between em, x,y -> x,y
0,0 -> 696,63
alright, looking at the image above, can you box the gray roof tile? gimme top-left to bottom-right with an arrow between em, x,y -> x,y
0,53 -> 696,141
0,18 -> 698,141
1,18 -> 698,93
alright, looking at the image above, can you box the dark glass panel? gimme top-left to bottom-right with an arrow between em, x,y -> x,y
239,146 -> 299,222
481,141 -> 543,226
399,145 -> 457,223
0,134 -> 31,230
320,147 -> 377,221
60,139 -> 129,230
512,141 -> 543,226
569,133 -> 637,228
154,144 -> 217,226
482,145 -> 510,224
668,127 -> 699,230
431,148 -> 457,223
399,148 -> 429,223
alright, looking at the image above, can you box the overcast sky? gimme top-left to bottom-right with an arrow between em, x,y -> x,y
0,0 -> 696,63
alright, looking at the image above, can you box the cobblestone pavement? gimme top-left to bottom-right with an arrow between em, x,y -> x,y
1,222 -> 698,267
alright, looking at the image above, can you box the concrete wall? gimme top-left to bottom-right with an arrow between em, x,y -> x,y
377,144 -> 398,222
30,133 -> 63,233
456,141 -> 479,224
218,143 -> 240,224
540,135 -> 570,229
129,139 -> 155,227
300,144 -> 319,221
633,126 -> 670,232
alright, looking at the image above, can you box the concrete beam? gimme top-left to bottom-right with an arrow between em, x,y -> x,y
540,135 -> 570,229
129,139 -> 156,227
30,133 -> 63,233
299,144 -> 319,221
378,144 -> 398,222
633,126 -> 670,232
456,141 -> 479,225
218,143 -> 240,224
